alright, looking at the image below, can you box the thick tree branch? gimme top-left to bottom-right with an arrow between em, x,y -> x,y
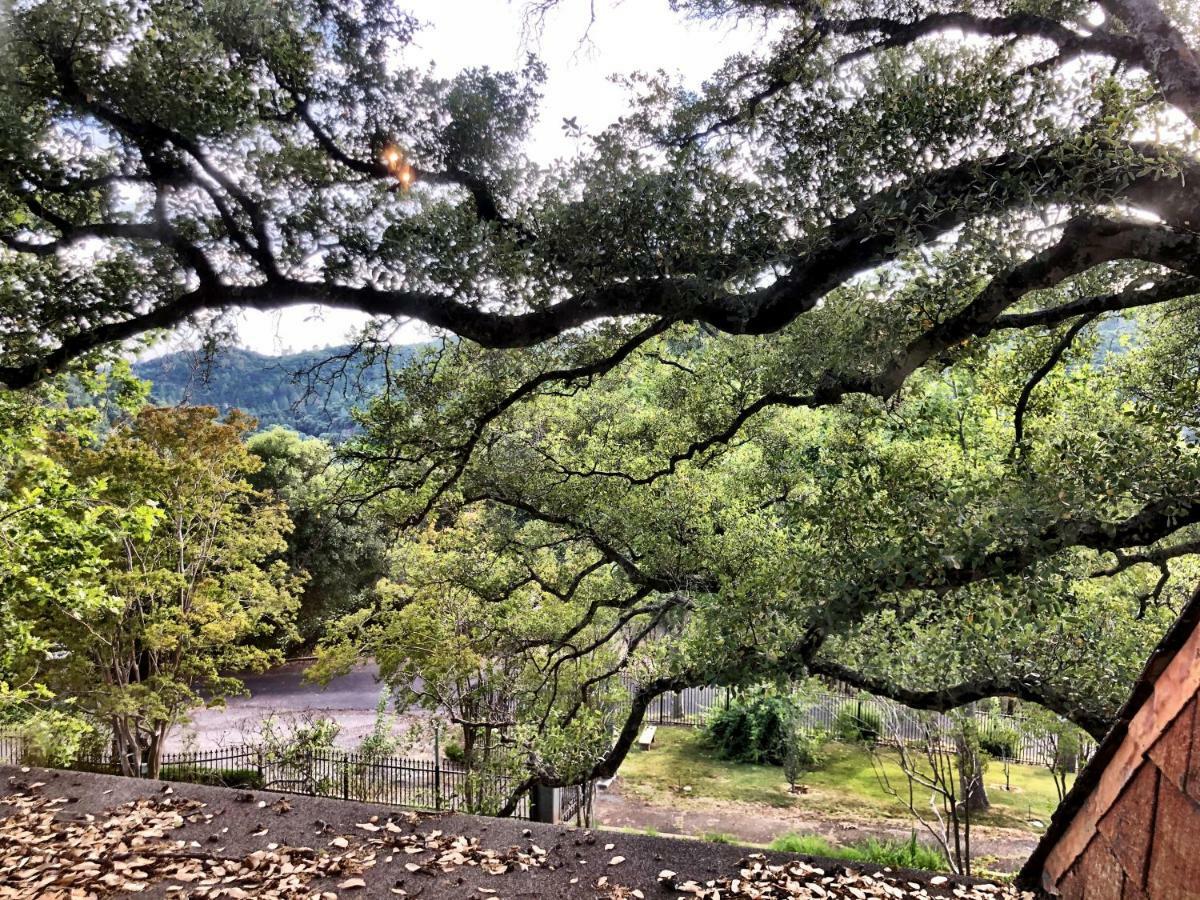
995,275 -> 1200,329
830,11 -> 1144,69
1098,0 -> 1200,124
5,140 -> 1196,388
806,658 -> 1113,740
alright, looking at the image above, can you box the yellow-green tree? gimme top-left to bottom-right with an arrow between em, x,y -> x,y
41,406 -> 301,777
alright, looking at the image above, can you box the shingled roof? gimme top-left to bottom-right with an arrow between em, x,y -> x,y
1017,582 -> 1200,896
0,764 -> 1027,899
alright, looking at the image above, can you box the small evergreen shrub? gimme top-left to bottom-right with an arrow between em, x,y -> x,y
783,725 -> 827,789
833,702 -> 882,744
704,688 -> 795,764
443,740 -> 466,765
979,723 -> 1020,760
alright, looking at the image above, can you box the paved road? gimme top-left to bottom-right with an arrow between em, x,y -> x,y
232,660 -> 386,710
171,660 -> 430,751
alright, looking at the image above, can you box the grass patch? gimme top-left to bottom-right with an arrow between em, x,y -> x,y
618,727 -> 1062,830
618,726 -> 799,808
770,833 -> 948,871
703,832 -> 737,844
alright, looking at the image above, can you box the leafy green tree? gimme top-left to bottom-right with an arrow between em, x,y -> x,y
2,0 -> 1199,390
25,406 -> 300,777
246,426 -> 388,645
5,0 -> 1200,798
0,380 -> 134,713
333,308 -> 1200,789
313,511 -> 625,814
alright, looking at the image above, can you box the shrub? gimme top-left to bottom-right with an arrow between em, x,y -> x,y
833,702 -> 882,744
850,836 -> 947,871
979,723 -> 1020,760
443,740 -> 466,764
704,688 -> 796,765
783,725 -> 826,790
703,832 -> 737,844
159,765 -> 264,789
16,711 -> 97,767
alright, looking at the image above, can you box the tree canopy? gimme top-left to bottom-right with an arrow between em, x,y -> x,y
1,0 -> 1199,385
2,402 -> 300,776
321,310 -> 1196,798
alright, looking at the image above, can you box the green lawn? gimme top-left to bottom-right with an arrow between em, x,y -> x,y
617,727 -> 1062,831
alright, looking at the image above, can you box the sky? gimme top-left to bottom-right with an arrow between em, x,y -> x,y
230,0 -> 767,355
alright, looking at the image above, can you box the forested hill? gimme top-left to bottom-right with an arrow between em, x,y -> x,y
131,317 -> 1137,442
133,344 -> 418,440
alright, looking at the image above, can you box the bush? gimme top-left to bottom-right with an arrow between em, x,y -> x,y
16,711 -> 97,767
443,740 -> 466,765
770,832 -> 947,871
979,723 -> 1020,760
783,726 -> 826,789
705,688 -> 796,765
159,765 -> 265,789
833,702 -> 882,744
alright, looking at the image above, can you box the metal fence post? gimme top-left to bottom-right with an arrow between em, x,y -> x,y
434,726 -> 443,810
342,755 -> 350,800
529,784 -> 559,824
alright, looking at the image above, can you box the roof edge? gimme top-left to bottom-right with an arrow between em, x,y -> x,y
1017,579 -> 1200,891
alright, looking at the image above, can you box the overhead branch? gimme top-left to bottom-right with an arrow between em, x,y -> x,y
556,216 -> 1200,488
995,275 -> 1200,329
1092,538 -> 1200,576
829,11 -> 1144,69
805,658 -> 1113,740
1097,0 -> 1200,124
5,139 -> 1197,389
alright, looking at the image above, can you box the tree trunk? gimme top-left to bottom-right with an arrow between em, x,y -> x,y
957,707 -> 990,813
959,749 -> 990,812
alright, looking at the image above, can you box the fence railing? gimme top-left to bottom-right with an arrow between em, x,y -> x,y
0,738 -> 597,825
618,679 -> 1095,768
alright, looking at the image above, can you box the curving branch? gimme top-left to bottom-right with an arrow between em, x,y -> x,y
1092,538 -> 1200,577
520,216 -> 1200,489
1097,0 -> 1200,124
805,658 -> 1114,740
829,11 -> 1144,69
1012,312 -> 1099,457
4,133 -> 1198,390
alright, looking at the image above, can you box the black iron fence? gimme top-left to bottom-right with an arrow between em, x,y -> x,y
0,738 -> 600,824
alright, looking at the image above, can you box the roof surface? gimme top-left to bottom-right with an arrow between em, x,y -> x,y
0,765 -> 1028,899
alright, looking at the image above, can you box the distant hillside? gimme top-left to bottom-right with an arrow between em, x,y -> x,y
133,344 -> 418,440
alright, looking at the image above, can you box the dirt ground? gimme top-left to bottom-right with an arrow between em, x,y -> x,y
595,781 -> 1039,873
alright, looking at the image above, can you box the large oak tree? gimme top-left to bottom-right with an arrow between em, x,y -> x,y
5,0 -> 1200,791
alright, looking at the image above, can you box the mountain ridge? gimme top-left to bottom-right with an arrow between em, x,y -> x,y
133,344 -> 416,439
